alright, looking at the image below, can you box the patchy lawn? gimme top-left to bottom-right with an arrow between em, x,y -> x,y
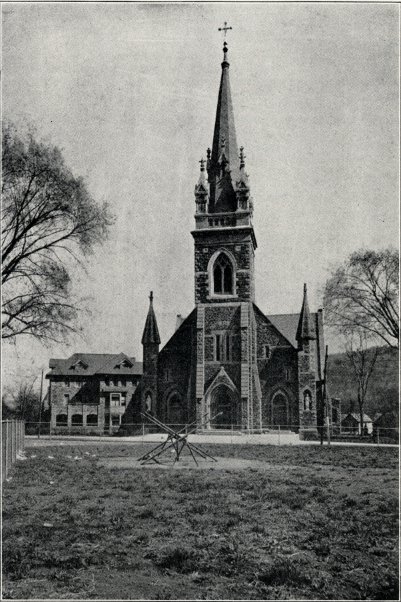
2,443 -> 399,600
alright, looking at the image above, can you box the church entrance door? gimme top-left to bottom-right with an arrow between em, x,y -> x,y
272,393 -> 289,428
167,393 -> 184,428
210,386 -> 234,429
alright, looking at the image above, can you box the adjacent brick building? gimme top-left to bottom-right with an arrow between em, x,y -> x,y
47,353 -> 142,433
124,40 -> 327,439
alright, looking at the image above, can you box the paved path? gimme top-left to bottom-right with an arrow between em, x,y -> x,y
25,434 -> 399,448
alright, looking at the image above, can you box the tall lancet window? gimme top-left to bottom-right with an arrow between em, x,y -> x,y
213,253 -> 234,295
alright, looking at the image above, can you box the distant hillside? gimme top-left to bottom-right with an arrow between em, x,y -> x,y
327,347 -> 399,417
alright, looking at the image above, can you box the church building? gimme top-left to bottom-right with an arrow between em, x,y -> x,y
128,38 -> 326,439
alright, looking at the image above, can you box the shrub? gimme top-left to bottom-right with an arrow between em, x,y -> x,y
258,556 -> 310,586
147,545 -> 199,574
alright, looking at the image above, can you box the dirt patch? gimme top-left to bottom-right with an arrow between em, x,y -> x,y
98,455 -> 271,470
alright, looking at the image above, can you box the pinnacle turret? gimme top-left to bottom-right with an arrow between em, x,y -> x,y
141,291 -> 161,345
296,284 -> 316,343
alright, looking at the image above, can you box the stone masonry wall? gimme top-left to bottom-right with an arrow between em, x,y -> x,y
157,310 -> 197,424
194,229 -> 255,304
254,309 -> 299,430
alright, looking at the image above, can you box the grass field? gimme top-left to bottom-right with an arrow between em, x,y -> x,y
2,443 -> 399,600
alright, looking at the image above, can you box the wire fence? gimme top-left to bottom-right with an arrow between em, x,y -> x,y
23,421 -> 399,445
2,420 -> 25,482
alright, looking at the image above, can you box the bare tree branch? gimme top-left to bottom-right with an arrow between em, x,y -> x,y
323,248 -> 399,349
2,120 -> 114,343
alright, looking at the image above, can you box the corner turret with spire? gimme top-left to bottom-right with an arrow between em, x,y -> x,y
296,283 -> 319,440
141,291 -> 160,414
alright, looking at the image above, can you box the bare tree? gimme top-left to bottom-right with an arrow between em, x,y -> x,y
345,331 -> 379,436
7,381 -> 41,423
323,249 -> 399,349
2,121 -> 114,343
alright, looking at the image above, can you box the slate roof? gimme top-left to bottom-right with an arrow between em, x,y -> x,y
266,313 -> 301,348
47,353 -> 143,378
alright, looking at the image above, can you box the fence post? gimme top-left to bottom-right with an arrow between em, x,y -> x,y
6,422 -> 10,476
3,422 -> 7,479
14,421 -> 17,460
12,421 -> 15,464
278,425 -> 281,446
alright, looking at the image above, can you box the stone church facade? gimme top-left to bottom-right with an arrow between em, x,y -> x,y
126,40 -> 326,439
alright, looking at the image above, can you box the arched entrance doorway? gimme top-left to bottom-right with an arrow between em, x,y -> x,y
271,392 -> 289,427
167,392 -> 184,427
210,386 -> 235,429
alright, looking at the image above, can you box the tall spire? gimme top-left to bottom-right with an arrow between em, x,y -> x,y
207,37 -> 239,213
296,284 -> 316,343
141,291 -> 161,345
211,41 -> 239,175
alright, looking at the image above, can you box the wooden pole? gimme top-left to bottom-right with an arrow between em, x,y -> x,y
323,345 -> 330,446
38,369 -> 44,439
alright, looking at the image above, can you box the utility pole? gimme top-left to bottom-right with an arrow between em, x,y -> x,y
323,345 -> 330,446
38,369 -> 44,439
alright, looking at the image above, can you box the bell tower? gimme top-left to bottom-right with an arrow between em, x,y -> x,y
192,40 -> 257,306
191,32 -> 261,432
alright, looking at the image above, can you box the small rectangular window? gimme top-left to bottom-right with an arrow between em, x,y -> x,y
225,335 -> 232,361
263,345 -> 271,359
215,334 -> 222,362
105,378 -> 110,387
121,394 -> 126,406
65,380 -> 70,387
64,393 -> 70,403
285,368 -> 291,381
110,393 -> 120,407
121,379 -> 126,387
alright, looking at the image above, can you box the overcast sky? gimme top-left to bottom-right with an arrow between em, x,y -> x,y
2,2 -> 399,392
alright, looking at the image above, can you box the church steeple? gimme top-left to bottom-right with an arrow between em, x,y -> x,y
207,41 -> 239,213
211,43 -> 238,173
192,27 -> 257,305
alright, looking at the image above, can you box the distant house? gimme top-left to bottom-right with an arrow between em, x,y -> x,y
341,412 -> 373,435
46,353 -> 142,434
373,411 -> 399,441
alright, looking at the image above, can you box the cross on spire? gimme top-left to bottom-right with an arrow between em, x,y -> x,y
218,21 -> 232,38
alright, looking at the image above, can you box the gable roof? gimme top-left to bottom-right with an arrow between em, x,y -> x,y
342,413 -> 372,423
47,353 -> 142,378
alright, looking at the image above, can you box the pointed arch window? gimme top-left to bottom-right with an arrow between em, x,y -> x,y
213,253 -> 234,295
